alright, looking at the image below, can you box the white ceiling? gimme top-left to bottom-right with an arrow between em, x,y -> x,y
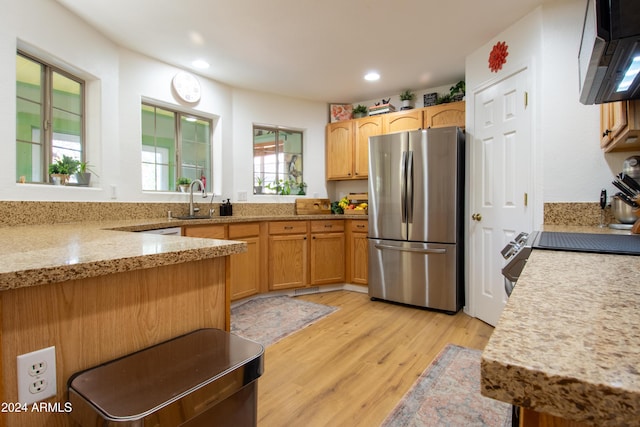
55,0 -> 547,103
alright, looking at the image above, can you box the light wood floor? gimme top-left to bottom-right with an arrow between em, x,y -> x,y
256,290 -> 495,427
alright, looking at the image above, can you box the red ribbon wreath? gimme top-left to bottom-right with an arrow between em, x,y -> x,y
489,41 -> 509,73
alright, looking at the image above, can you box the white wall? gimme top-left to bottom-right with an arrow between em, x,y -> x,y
540,0 -> 634,202
465,0 -> 639,218
0,0 -> 328,204
232,89 -> 329,203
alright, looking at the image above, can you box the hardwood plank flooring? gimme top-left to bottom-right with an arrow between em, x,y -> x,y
256,290 -> 494,427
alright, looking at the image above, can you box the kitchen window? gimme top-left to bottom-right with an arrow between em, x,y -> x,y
15,51 -> 85,183
141,103 -> 212,192
253,125 -> 304,195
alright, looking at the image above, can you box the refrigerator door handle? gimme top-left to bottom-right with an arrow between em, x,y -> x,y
400,151 -> 408,223
374,244 -> 446,254
406,150 -> 414,223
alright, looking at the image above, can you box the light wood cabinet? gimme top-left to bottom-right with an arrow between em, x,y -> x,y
228,222 -> 265,301
600,99 -> 640,152
326,116 -> 382,180
354,116 -> 383,178
326,103 -> 465,181
383,109 -> 423,133
310,220 -> 345,285
424,101 -> 465,129
326,121 -> 354,179
346,220 -> 368,285
268,221 -> 308,290
184,223 -> 265,301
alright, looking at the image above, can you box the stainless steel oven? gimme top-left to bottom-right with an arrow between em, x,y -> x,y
500,231 -> 538,296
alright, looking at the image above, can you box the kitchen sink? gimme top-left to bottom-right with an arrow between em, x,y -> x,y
174,215 -> 213,220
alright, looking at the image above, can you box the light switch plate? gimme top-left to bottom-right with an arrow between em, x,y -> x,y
238,191 -> 247,201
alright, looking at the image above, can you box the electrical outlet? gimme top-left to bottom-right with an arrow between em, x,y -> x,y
17,346 -> 56,404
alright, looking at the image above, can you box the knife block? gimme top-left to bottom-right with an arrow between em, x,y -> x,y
633,197 -> 640,234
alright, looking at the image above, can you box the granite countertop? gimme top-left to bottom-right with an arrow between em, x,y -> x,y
481,227 -> 640,426
0,219 -> 247,292
0,214 -> 365,292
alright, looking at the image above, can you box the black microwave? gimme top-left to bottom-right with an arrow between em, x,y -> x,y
578,0 -> 640,104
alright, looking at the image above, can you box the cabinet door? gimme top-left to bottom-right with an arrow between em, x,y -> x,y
600,100 -> 640,152
310,232 -> 345,285
229,223 -> 262,301
326,121 -> 354,180
424,101 -> 465,129
269,234 -> 307,290
383,109 -> 423,133
354,116 -> 383,178
349,220 -> 368,286
230,236 -> 261,300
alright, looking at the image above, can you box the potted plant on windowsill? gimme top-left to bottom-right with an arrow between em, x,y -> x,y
399,90 -> 415,109
352,104 -> 368,119
254,176 -> 264,194
72,161 -> 96,186
177,177 -> 191,192
49,155 -> 80,185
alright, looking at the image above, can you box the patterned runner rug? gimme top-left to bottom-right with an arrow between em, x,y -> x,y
382,344 -> 512,427
230,295 -> 338,347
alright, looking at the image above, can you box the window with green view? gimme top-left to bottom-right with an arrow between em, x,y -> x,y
16,51 -> 85,183
253,126 -> 304,195
141,103 -> 212,192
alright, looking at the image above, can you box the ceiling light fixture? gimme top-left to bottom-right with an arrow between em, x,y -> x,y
364,72 -> 380,81
192,59 -> 210,69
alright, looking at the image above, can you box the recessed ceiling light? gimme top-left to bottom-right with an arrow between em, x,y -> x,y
192,59 -> 210,69
364,72 -> 380,81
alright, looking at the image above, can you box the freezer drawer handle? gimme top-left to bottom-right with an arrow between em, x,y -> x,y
374,244 -> 446,254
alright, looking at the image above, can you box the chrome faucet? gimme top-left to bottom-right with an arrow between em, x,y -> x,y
188,179 -> 207,216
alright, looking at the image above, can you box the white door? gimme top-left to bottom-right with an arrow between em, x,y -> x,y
469,68 -> 533,326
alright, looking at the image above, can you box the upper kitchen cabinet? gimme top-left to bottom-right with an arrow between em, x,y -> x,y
326,120 -> 354,179
326,116 -> 382,180
354,116 -> 383,178
600,100 -> 640,152
326,103 -> 466,181
424,101 -> 465,129
383,109 -> 423,133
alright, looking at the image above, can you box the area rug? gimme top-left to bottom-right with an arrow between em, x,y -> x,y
230,295 -> 338,347
382,344 -> 512,427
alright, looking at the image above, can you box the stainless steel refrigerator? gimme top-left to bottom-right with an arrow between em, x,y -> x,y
368,127 -> 464,313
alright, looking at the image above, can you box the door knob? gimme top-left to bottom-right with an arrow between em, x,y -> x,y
472,213 -> 482,221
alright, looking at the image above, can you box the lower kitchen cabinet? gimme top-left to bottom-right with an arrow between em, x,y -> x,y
310,220 -> 345,285
228,222 -> 265,301
268,221 -> 308,290
347,219 -> 368,285
183,223 -> 264,301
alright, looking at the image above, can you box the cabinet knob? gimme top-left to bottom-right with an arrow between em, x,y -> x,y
603,129 -> 612,137
471,213 -> 482,221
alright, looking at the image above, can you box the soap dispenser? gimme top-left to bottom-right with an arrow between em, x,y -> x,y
220,199 -> 233,216
226,199 -> 233,216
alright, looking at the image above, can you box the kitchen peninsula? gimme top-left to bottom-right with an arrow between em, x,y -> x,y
481,230 -> 640,426
0,220 -> 245,427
